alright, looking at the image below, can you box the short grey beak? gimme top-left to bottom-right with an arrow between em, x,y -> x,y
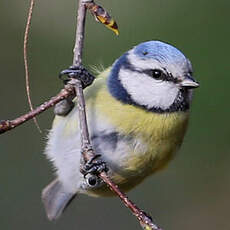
180,77 -> 199,89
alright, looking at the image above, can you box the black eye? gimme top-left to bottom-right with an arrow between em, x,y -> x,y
151,69 -> 163,79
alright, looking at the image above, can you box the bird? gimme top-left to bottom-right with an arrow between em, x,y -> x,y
42,40 -> 199,221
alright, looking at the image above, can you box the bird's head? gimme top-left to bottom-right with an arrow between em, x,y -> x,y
108,41 -> 199,113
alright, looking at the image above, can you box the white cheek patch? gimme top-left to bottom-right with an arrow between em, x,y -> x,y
119,68 -> 179,110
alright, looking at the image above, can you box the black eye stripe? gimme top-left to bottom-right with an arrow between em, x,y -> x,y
142,69 -> 163,79
142,69 -> 179,83
164,71 -> 180,83
123,59 -> 179,83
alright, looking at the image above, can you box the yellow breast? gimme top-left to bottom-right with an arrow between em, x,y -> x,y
83,73 -> 189,196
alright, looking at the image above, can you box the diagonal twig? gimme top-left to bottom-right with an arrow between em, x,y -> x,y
0,85 -> 75,134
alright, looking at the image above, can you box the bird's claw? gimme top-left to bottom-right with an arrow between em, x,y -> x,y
81,154 -> 108,187
59,65 -> 95,89
83,154 -> 108,177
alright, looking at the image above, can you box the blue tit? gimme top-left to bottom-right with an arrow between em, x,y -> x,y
42,40 -> 199,220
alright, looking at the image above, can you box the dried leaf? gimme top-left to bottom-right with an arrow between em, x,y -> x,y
86,2 -> 119,35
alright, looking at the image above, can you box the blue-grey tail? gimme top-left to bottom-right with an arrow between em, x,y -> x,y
42,178 -> 76,220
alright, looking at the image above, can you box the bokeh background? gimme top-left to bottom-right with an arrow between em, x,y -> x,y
0,0 -> 229,229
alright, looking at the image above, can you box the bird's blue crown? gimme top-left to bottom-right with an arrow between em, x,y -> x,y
133,41 -> 187,66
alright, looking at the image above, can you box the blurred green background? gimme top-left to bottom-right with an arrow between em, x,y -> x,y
0,0 -> 229,229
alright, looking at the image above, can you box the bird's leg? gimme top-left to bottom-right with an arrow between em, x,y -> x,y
54,65 -> 95,116
81,154 -> 108,187
54,95 -> 75,116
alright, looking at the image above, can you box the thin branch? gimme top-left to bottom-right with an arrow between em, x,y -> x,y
0,85 -> 75,134
73,0 -> 87,67
72,0 -> 92,152
100,172 -> 161,230
24,0 -> 42,132
72,1 -> 162,229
